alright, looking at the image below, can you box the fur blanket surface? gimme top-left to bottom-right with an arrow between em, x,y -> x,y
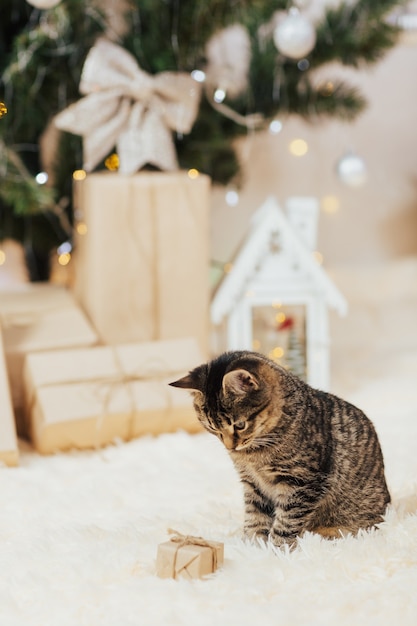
1,258 -> 417,626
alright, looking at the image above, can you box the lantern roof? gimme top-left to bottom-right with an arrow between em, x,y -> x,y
211,196 -> 347,324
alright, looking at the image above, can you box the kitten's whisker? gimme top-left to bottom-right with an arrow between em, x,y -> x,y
252,434 -> 280,449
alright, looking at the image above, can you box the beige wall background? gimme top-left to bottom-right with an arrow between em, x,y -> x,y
210,36 -> 417,268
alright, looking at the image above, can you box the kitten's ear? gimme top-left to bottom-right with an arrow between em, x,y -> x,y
169,371 -> 203,393
222,368 -> 259,396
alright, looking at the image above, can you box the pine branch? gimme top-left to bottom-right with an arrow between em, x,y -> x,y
0,141 -> 55,214
296,80 -> 367,122
313,0 -> 406,68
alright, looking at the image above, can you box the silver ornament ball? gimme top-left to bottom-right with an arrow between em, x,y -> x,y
26,0 -> 61,9
273,9 -> 316,60
337,153 -> 368,187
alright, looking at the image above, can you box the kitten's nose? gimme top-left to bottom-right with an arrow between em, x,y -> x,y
223,434 -> 235,450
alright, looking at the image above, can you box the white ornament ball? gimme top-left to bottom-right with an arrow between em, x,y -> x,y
337,153 -> 368,187
273,9 -> 316,60
26,0 -> 61,9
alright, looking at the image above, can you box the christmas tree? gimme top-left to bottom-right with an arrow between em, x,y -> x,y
0,0 -> 407,278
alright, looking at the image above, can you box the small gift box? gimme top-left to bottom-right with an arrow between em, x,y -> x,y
0,327 -> 19,466
0,283 -> 98,437
156,530 -> 224,580
23,337 -> 203,454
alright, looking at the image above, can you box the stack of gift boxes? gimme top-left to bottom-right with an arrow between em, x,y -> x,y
0,171 -> 210,466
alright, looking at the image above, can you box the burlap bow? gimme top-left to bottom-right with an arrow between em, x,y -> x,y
54,38 -> 202,174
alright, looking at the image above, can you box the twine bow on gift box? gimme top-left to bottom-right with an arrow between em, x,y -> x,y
54,38 -> 202,175
26,349 -> 177,452
167,528 -> 221,578
92,352 -> 175,449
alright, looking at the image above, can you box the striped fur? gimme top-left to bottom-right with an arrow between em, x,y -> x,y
170,351 -> 391,547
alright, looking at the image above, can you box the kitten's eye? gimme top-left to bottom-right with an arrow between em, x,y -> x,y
234,420 -> 246,431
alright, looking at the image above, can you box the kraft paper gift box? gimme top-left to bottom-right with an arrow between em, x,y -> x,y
156,531 -> 224,580
0,284 -> 98,438
72,171 -> 210,357
0,327 -> 19,466
23,337 -> 203,454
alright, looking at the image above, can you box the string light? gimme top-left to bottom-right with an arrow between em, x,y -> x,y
225,188 -> 239,206
35,172 -> 48,184
187,168 -> 199,179
289,139 -> 308,156
105,153 -> 119,171
271,346 -> 285,359
321,195 -> 340,214
0,249 -> 6,265
191,70 -> 206,83
76,222 -> 88,235
213,88 -> 226,103
73,169 -> 86,181
58,252 -> 71,266
319,81 -> 334,97
0,102 -> 7,118
297,59 -> 310,71
275,311 -> 286,324
269,119 -> 283,134
57,241 -> 72,266
57,241 -> 72,255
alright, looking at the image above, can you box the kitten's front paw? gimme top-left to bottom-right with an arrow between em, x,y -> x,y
269,530 -> 298,550
243,528 -> 269,545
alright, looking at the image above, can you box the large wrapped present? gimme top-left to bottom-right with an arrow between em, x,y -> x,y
0,284 -> 98,437
72,171 -> 210,356
23,337 -> 203,454
0,327 -> 19,466
156,530 -> 224,580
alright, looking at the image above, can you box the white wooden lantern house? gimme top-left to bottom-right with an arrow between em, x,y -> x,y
210,196 -> 347,390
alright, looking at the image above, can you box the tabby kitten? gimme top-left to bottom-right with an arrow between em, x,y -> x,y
170,350 -> 390,547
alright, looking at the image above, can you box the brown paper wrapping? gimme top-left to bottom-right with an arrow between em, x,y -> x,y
72,171 -> 210,356
0,284 -> 98,438
23,337 -> 203,454
156,531 -> 224,580
0,327 -> 19,466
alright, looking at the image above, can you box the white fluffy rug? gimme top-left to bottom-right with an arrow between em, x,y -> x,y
1,258 -> 417,626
